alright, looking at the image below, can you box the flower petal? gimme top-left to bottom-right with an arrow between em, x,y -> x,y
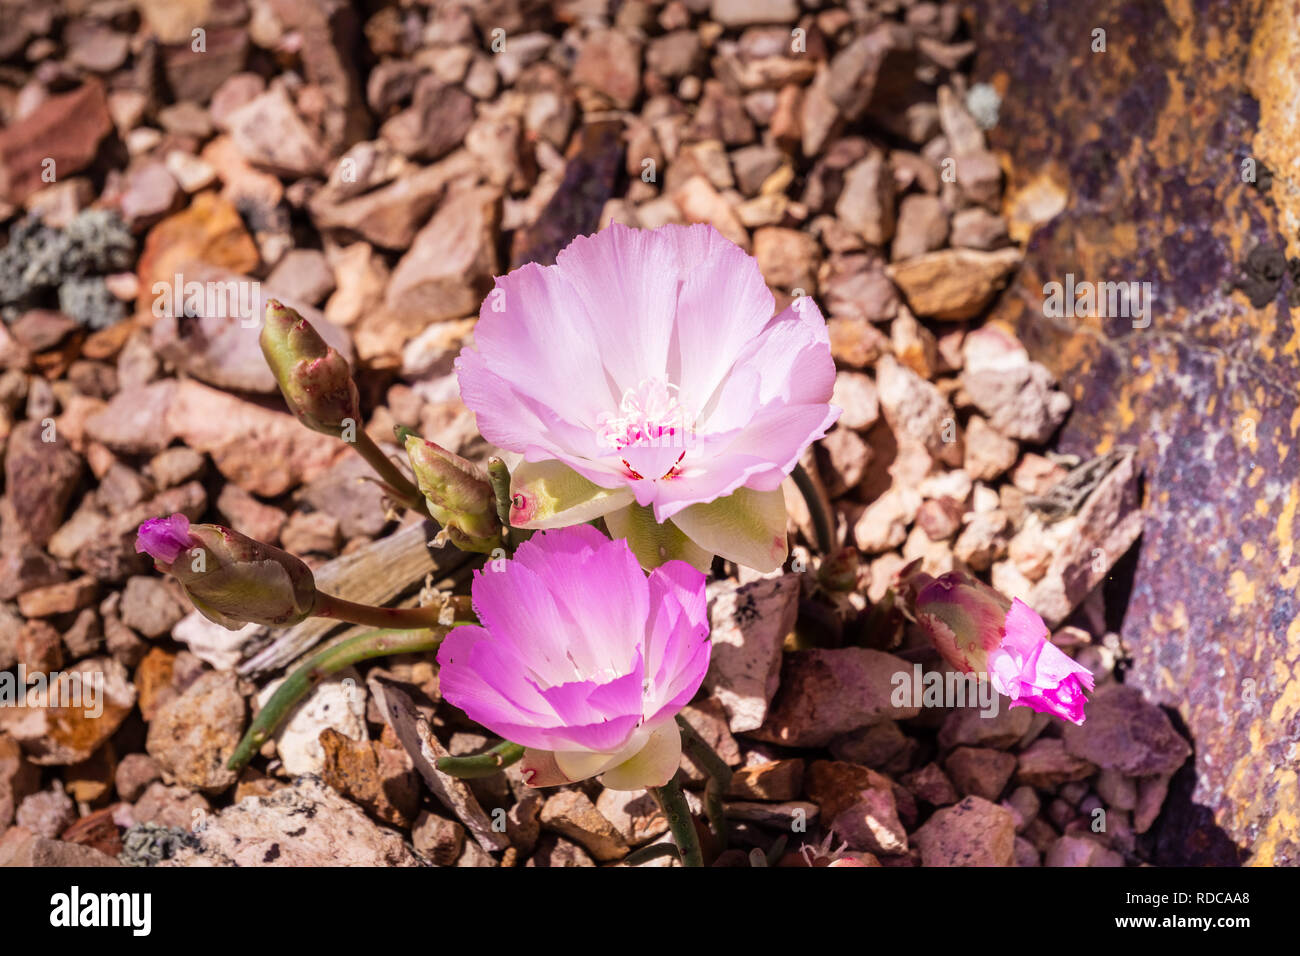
511,527 -> 648,676
509,459 -> 635,529
553,223 -> 701,392
470,265 -> 615,426
520,749 -> 571,787
671,225 -> 776,407
599,721 -> 684,791
671,485 -> 789,572
604,503 -> 713,572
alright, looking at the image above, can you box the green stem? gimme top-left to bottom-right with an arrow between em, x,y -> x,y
487,457 -> 514,552
623,843 -> 681,866
651,776 -> 703,868
354,430 -> 428,514
227,626 -> 452,773
792,461 -> 834,556
676,715 -> 733,847
435,740 -> 525,778
314,592 -> 455,631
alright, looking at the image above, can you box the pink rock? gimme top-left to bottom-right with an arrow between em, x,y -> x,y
944,746 -> 1017,801
0,81 -> 113,205
835,150 -> 895,245
961,324 -> 1071,443
149,265 -> 353,394
914,795 -> 1017,866
1061,684 -> 1191,778
752,647 -> 921,747
380,78 -> 475,162
573,29 -> 643,110
119,161 -> 181,229
702,575 -> 800,733
892,194 -> 949,261
225,86 -> 327,178
165,380 -> 346,497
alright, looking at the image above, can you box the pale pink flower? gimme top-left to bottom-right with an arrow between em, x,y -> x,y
436,524 -> 710,790
456,223 -> 839,571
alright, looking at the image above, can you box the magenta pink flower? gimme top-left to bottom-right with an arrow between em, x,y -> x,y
907,570 -> 1094,725
987,598 -> 1094,725
456,223 -> 839,571
436,524 -> 710,790
135,514 -> 195,566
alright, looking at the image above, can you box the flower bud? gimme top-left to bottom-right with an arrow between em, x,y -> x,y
135,514 -> 194,567
903,569 -> 1094,725
405,435 -> 501,553
136,514 -> 317,629
906,570 -> 1010,675
260,300 -> 360,438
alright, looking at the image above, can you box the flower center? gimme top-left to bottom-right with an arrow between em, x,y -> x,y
596,378 -> 694,480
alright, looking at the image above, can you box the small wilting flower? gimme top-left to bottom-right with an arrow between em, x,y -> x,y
436,524 -> 710,790
456,223 -> 839,572
903,569 -> 1094,725
405,435 -> 501,552
260,300 -> 360,438
797,832 -> 873,867
136,514 -> 317,629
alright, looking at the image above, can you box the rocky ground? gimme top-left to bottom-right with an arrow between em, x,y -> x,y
0,0 -> 1196,867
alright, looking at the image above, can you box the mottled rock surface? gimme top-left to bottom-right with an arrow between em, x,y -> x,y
971,0 -> 1284,863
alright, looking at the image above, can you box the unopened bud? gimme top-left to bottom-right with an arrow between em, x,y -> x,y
260,300 -> 360,437
904,569 -> 1009,675
405,435 -> 501,553
136,514 -> 317,629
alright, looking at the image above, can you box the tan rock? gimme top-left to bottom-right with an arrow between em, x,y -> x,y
384,185 -> 501,326
963,415 -> 1019,481
671,175 -> 750,250
914,795 -> 1016,866
831,370 -> 880,431
163,776 -> 420,866
835,150 -> 894,245
539,790 -> 628,862
886,248 -> 1022,321
754,226 -> 820,294
146,671 -> 245,794
0,658 -> 136,766
727,759 -> 805,801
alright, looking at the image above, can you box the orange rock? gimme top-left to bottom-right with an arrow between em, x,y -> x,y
886,247 -> 1022,321
134,192 -> 261,320
134,647 -> 178,723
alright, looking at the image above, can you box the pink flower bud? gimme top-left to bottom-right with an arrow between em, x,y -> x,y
260,300 -> 360,437
906,570 -> 1094,725
136,515 -> 317,629
135,514 -> 195,567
